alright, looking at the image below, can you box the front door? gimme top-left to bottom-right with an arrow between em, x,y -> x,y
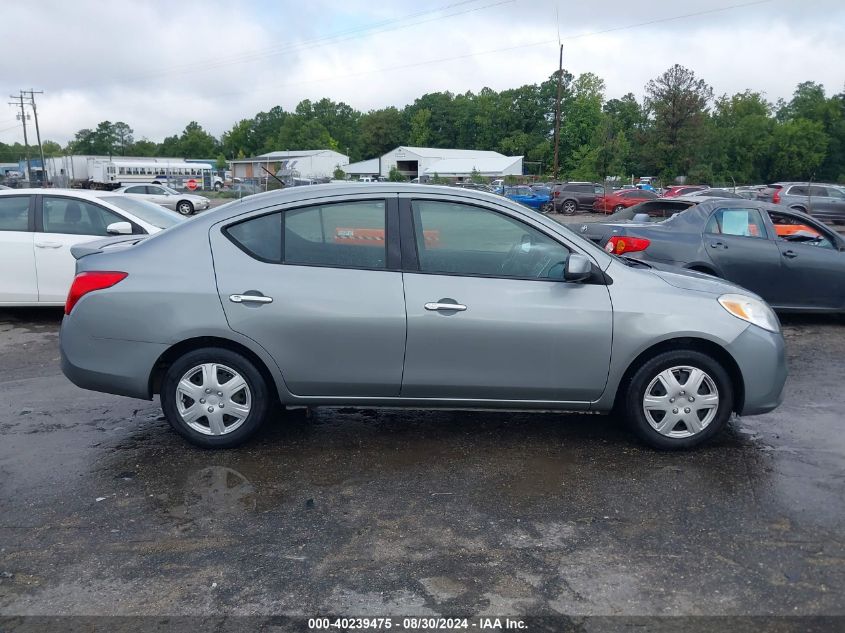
35,195 -> 129,303
400,197 -> 613,403
702,206 -> 783,302
211,196 -> 406,397
766,210 -> 845,310
0,195 -> 37,303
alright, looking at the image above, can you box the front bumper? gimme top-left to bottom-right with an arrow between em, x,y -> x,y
727,325 -> 787,416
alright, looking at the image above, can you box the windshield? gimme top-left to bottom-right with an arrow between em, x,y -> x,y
97,194 -> 185,229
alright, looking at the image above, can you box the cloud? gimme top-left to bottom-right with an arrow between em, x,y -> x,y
2,0 -> 844,145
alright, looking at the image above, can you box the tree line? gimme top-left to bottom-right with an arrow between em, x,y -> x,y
1,64 -> 843,185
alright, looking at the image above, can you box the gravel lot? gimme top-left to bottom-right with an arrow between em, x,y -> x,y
0,304 -> 843,625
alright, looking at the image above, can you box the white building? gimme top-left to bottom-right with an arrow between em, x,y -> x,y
229,149 -> 348,181
379,146 -> 523,179
343,157 -> 380,179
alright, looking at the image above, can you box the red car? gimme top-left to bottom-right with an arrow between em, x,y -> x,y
662,185 -> 707,198
593,188 -> 658,213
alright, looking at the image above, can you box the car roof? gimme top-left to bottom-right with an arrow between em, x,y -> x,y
0,187 -> 122,200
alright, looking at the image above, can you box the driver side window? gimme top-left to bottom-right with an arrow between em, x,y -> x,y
411,200 -> 570,280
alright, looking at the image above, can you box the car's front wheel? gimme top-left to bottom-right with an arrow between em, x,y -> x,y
613,204 -> 625,213
625,350 -> 733,450
160,347 -> 269,448
177,200 -> 195,215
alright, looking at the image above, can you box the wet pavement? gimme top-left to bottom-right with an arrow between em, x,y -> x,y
0,308 -> 843,619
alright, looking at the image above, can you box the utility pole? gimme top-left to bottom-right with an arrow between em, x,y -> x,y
9,93 -> 32,185
24,90 -> 45,187
552,44 -> 563,180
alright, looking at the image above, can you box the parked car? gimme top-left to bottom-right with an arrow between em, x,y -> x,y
0,189 -> 184,306
568,199 -> 698,245
0,184 -> 10,190
676,188 -> 743,200
762,182 -> 845,225
594,188 -> 658,213
501,186 -> 552,212
60,184 -> 786,451
113,184 -> 211,216
599,198 -> 842,312
551,182 -> 604,215
663,185 -> 707,198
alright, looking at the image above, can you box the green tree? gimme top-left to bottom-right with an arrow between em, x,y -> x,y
388,166 -> 406,182
359,107 -> 405,157
409,108 -> 432,146
275,116 -> 337,150
215,153 -> 228,170
642,64 -> 714,180
769,119 -> 828,180
469,168 -> 484,184
111,122 -> 134,155
41,140 -> 63,157
178,121 -> 218,158
333,167 -> 346,180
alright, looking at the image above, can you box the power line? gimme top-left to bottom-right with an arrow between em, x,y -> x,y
82,0 -> 511,87
142,0 -> 772,107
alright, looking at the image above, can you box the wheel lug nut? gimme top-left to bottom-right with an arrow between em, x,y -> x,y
680,391 -> 685,396
199,398 -> 205,404
684,407 -> 691,414
207,407 -> 214,413
669,398 -> 675,403
672,408 -> 678,414
689,396 -> 695,402
205,389 -> 211,394
219,403 -> 224,408
217,391 -> 223,397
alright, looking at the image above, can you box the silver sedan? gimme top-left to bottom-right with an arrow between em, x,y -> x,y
59,184 -> 787,450
114,184 -> 210,215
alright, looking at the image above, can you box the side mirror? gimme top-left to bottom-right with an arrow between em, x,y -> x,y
107,221 -> 132,235
564,253 -> 592,282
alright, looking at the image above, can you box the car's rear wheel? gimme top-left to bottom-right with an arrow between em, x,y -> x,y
561,199 -> 578,215
625,350 -> 733,450
177,200 -> 195,215
160,347 -> 269,448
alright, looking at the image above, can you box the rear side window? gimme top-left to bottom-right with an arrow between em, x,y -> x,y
285,200 -> 386,269
0,196 -> 30,231
226,212 -> 282,262
225,200 -> 387,270
788,185 -> 808,196
705,208 -> 767,238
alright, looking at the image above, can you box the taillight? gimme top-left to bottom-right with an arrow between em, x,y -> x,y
65,271 -> 128,315
604,236 -> 651,255
772,189 -> 781,203
553,190 -> 560,197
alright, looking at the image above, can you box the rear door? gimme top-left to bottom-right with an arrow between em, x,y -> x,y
211,195 -> 407,397
35,195 -> 131,303
817,186 -> 845,224
702,207 -> 783,301
399,196 -> 612,403
0,195 -> 37,303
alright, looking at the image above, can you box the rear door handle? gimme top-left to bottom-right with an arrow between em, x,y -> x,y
782,250 -> 797,259
35,242 -> 62,249
229,294 -> 273,304
425,302 -> 467,312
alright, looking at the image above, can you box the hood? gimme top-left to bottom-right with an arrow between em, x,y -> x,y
646,261 -> 758,298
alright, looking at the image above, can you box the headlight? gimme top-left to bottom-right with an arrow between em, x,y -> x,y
718,293 -> 780,332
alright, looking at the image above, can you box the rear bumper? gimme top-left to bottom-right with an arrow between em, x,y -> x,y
60,317 -> 167,400
727,325 -> 787,416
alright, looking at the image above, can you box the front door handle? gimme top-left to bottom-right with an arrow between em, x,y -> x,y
708,241 -> 725,249
35,242 -> 62,249
229,294 -> 273,304
782,250 -> 797,259
425,302 -> 467,312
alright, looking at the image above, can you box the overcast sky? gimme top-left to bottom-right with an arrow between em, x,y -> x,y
2,0 -> 844,146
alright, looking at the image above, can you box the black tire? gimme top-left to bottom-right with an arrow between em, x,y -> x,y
160,347 -> 270,448
539,202 -> 553,214
613,205 -> 625,213
624,350 -> 734,450
177,200 -> 195,216
214,182 -> 222,191
560,199 -> 578,215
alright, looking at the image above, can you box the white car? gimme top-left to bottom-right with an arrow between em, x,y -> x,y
0,188 -> 184,306
113,184 -> 211,215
